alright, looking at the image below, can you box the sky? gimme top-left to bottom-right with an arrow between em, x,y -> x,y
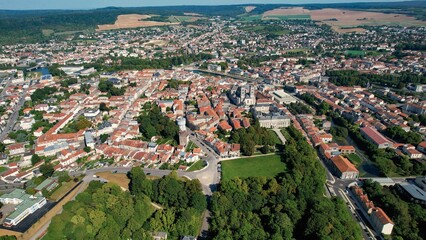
0,0 -> 408,10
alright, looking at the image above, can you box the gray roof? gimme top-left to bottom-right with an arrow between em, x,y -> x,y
399,182 -> 426,202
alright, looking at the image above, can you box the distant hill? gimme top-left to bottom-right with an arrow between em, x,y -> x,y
0,1 -> 424,45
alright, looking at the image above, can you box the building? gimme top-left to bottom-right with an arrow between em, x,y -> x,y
396,182 -> 426,205
360,126 -> 393,149
84,131 -> 95,148
252,105 -> 291,129
370,207 -> 394,235
414,176 -> 426,191
329,155 -> 359,179
351,186 -> 394,235
272,90 -> 297,104
7,143 -> 25,155
0,189 -> 47,227
229,85 -> 256,106
34,177 -> 59,193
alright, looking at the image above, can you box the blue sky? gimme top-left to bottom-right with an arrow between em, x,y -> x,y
0,0 -> 407,10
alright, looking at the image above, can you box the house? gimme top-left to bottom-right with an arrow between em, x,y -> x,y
7,143 -> 25,155
417,142 -> 426,154
34,177 -> 59,193
152,232 -> 167,240
370,207 -> 394,235
329,155 -> 359,179
339,146 -> 356,154
360,126 -> 393,149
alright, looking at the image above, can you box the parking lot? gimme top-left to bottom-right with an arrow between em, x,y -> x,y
0,201 -> 56,233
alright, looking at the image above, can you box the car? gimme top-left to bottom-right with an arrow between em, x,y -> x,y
112,170 -> 118,174
146,173 -> 152,175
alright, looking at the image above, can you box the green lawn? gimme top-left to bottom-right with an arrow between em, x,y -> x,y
240,15 -> 262,21
0,166 -> 7,174
268,130 -> 282,145
221,154 -> 286,181
346,153 -> 363,166
185,141 -> 198,152
345,50 -> 365,57
50,181 -> 78,201
187,160 -> 206,172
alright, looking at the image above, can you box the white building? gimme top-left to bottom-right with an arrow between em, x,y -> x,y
0,189 -> 47,227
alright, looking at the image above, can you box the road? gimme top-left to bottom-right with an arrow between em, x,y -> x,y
0,82 -> 29,141
272,128 -> 286,145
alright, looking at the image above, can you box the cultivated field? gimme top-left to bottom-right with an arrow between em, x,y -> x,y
168,15 -> 203,23
260,7 -> 425,33
221,154 -> 286,181
245,6 -> 256,13
263,7 -> 310,16
97,14 -> 178,31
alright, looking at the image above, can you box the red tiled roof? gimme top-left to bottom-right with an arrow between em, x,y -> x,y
361,126 -> 390,145
331,155 -> 358,173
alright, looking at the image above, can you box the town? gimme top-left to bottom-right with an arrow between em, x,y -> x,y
0,4 -> 425,240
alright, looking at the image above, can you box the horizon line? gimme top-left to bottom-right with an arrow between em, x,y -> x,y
0,0 -> 416,11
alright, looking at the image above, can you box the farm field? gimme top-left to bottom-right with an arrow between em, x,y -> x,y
221,154 -> 286,181
258,7 -> 425,32
168,15 -> 202,23
245,6 -> 256,13
263,14 -> 311,20
97,14 -> 178,31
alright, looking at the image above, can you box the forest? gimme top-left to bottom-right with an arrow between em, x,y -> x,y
44,169 -> 206,240
385,125 -> 422,145
228,121 -> 278,156
209,125 -> 362,239
85,53 -> 212,72
362,180 -> 426,240
137,104 -> 179,144
326,70 -> 426,88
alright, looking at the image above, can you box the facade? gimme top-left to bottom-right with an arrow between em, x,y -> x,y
329,155 -> 359,179
0,189 -> 47,227
360,126 -> 393,149
370,208 -> 394,235
351,186 -> 394,235
252,106 -> 291,129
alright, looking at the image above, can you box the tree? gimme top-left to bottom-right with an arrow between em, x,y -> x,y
99,102 -> 109,112
40,163 -> 54,177
83,147 -> 91,153
31,154 -> 42,165
100,134 -> 109,143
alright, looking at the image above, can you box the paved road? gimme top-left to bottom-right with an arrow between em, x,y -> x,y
0,84 -> 29,141
272,128 -> 286,145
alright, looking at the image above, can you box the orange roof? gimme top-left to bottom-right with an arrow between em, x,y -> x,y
373,207 -> 394,225
331,155 -> 358,173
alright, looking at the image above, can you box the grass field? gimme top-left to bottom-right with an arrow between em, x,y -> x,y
0,166 -> 8,174
97,171 -> 130,190
346,153 -> 363,166
345,50 -> 365,57
185,141 -> 198,152
221,154 -> 286,181
240,15 -> 262,21
50,181 -> 79,201
187,160 -> 206,172
268,130 -> 282,145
